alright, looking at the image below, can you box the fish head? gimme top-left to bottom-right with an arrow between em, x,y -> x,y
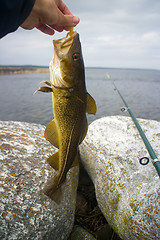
50,31 -> 85,89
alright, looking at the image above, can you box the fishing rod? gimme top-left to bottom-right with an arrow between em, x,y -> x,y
107,74 -> 160,177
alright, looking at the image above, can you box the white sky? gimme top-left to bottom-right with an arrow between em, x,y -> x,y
0,0 -> 160,70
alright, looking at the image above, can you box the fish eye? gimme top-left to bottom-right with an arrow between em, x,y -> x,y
73,53 -> 80,61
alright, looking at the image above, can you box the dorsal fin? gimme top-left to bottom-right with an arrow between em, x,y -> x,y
71,152 -> 81,168
86,93 -> 97,114
80,117 -> 88,143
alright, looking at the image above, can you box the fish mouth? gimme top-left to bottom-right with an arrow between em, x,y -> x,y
53,31 -> 78,57
50,31 -> 78,88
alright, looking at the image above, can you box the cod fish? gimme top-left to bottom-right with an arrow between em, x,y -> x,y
35,29 -> 97,203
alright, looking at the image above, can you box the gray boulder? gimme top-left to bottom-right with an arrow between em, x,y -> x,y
80,116 -> 160,240
0,121 -> 79,240
68,226 -> 96,240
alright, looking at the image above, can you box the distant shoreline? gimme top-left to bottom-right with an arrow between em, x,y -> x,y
0,66 -> 159,75
0,66 -> 49,75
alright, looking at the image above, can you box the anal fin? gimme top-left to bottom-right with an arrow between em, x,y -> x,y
44,119 -> 59,148
47,151 -> 59,170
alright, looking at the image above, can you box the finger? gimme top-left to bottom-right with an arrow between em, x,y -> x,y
62,26 -> 70,31
57,12 -> 80,27
36,23 -> 55,35
50,25 -> 70,32
49,24 -> 64,32
58,1 -> 72,15
57,1 -> 80,26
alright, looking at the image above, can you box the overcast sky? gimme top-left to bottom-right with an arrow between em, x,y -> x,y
0,0 -> 160,70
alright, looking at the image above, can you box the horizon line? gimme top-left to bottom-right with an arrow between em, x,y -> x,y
0,65 -> 160,72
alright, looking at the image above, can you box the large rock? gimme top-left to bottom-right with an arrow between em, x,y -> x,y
80,116 -> 160,240
0,121 -> 79,240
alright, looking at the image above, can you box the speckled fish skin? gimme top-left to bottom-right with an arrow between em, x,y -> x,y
49,32 -> 86,186
37,31 -> 97,203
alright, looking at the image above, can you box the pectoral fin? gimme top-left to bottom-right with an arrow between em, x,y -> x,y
44,120 -> 59,148
34,86 -> 53,94
86,93 -> 97,114
47,151 -> 59,170
40,81 -> 51,86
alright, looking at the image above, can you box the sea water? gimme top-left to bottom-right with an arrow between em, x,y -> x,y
0,68 -> 160,125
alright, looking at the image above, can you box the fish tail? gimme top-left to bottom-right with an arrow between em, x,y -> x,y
41,176 -> 65,204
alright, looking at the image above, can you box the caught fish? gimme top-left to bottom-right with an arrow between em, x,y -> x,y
35,28 -> 97,204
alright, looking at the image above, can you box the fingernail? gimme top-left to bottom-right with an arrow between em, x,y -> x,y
73,16 -> 80,25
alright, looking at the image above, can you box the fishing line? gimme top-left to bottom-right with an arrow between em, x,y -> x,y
106,74 -> 160,177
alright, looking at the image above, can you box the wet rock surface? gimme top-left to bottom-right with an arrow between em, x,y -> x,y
0,121 -> 79,240
80,116 -> 160,240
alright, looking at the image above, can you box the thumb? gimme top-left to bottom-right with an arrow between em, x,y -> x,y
57,12 -> 80,27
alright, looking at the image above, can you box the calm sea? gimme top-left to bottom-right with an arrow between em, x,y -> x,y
0,68 -> 160,126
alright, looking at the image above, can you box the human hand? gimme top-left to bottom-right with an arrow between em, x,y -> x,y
21,0 -> 80,35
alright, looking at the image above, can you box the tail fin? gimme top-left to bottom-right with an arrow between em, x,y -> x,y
41,177 -> 65,204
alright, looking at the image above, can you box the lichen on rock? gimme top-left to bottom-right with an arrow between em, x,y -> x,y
0,120 -> 79,240
80,116 -> 160,240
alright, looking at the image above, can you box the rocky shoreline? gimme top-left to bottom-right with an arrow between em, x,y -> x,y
0,117 -> 159,239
